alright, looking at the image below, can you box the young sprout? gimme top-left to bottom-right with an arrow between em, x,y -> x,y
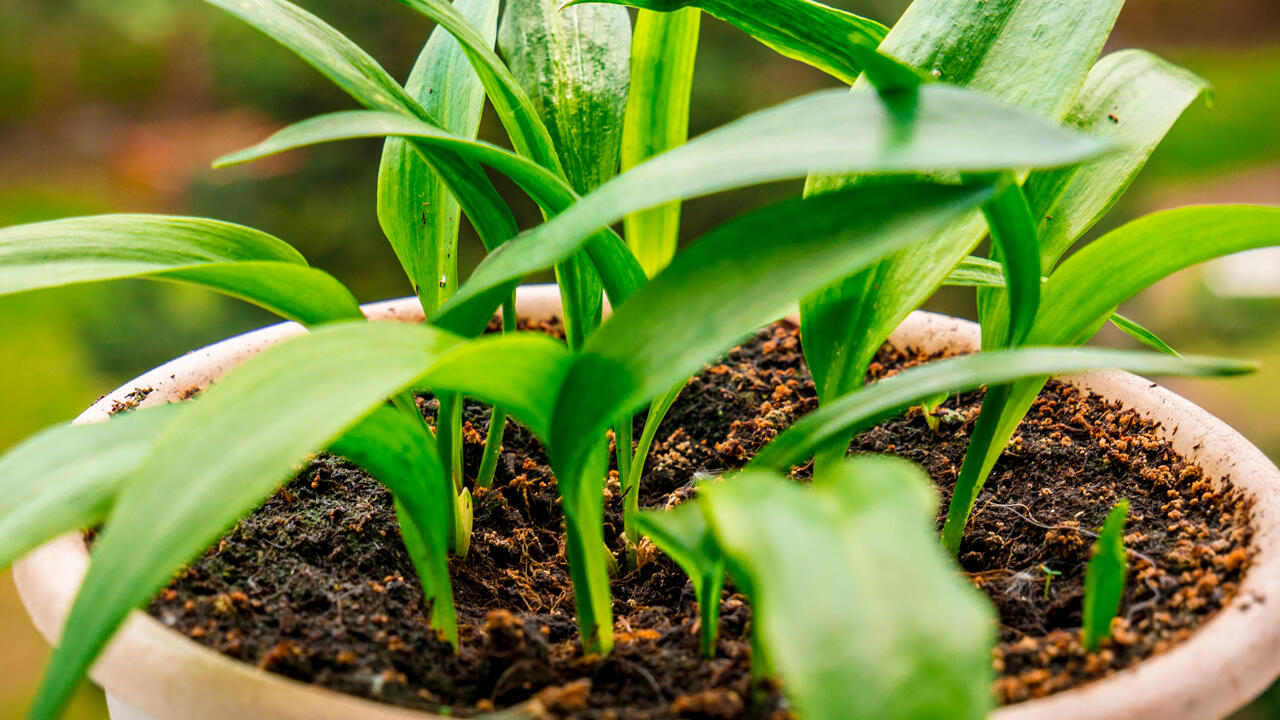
1082,499 -> 1130,652
919,391 -> 949,433
1040,564 -> 1062,599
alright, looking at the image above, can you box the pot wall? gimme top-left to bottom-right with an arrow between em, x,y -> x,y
14,285 -> 1280,720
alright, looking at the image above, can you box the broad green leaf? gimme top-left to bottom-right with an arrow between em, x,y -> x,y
700,456 -> 994,720
1082,499 -> 1129,651
331,405 -> 458,645
622,8 -> 700,276
978,50 -> 1209,345
574,0 -> 897,87
0,406 -> 180,572
438,84 -> 1110,329
749,347 -> 1254,473
878,0 -> 1124,119
500,0 -> 630,194
215,110 -> 649,337
498,0 -> 631,348
1028,50 -> 1210,272
378,0 -> 500,313
0,215 -> 360,324
800,0 -> 1125,416
29,324 -> 573,720
633,501 -> 723,658
203,0 -> 520,279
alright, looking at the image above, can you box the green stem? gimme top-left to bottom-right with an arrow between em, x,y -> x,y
940,383 -> 1011,555
564,509 -> 614,654
476,294 -> 517,489
699,568 -> 724,658
435,392 -> 469,555
615,417 -> 634,491
622,381 -> 684,565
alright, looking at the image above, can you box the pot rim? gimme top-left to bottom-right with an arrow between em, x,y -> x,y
12,284 -> 1280,720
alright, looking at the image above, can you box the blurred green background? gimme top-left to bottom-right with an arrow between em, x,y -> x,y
1,0 -> 1279,717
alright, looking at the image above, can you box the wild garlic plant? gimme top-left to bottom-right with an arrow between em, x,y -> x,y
0,0 -> 1276,719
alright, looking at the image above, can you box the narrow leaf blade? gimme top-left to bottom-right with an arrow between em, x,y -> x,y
0,215 -> 361,324
0,406 -> 181,571
1082,500 -> 1129,651
622,8 -> 700,276
439,84 -> 1110,327
750,348 -> 1254,472
578,0 -> 893,86
28,324 -> 572,719
378,0 -> 500,312
552,182 -> 995,473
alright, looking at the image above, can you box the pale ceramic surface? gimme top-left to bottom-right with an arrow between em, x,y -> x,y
14,285 -> 1280,720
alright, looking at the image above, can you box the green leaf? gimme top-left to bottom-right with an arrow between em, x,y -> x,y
977,180 -> 1041,350
553,183 -> 994,472
1028,50 -> 1210,272
204,0 -> 520,288
216,110 -> 649,338
700,456 -> 995,720
201,0 -> 420,114
331,405 -> 458,645
1034,206 -> 1280,346
574,0 -> 897,87
624,381 -> 684,536
800,0 -> 1126,415
438,84 -> 1110,329
880,0 -> 1125,119
977,49 -> 1209,345
0,406 -> 181,572
393,0 -> 562,171
622,8 -> 700,276
539,183 -> 993,653
749,347 -> 1254,473
500,0 -> 630,194
633,502 -> 723,658
1082,499 -> 1129,652
28,323 -> 572,720
941,208 -> 1280,554
1111,313 -> 1181,357
0,215 -> 361,324
378,0 -> 500,313
498,0 -> 631,348
944,255 -> 1004,287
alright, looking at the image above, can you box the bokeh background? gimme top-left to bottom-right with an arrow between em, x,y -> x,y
1,0 -> 1279,717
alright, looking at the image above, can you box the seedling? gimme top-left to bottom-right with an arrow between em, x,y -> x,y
1083,500 -> 1130,651
0,1 -> 1273,719
919,391 -> 949,432
1040,564 -> 1062,599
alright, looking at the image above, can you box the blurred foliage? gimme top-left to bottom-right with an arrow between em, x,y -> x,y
0,1 -> 1277,718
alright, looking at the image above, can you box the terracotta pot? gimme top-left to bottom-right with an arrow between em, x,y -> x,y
14,284 -> 1280,720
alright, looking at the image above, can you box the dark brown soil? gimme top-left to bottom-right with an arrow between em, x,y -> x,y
146,319 -> 1253,717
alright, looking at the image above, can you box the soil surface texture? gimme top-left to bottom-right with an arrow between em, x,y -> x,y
146,318 -> 1253,717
